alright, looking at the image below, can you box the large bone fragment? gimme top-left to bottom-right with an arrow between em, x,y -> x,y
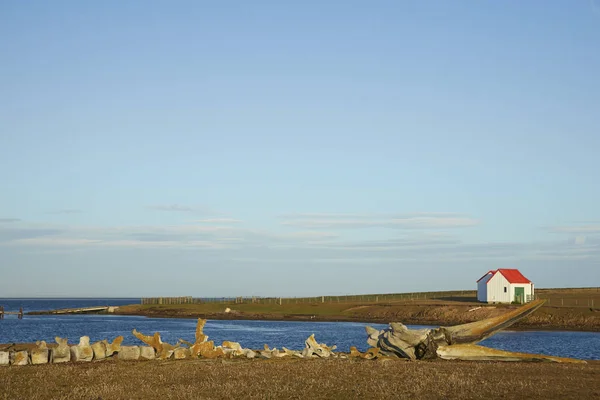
132,329 -> 178,360
118,346 -> 141,361
91,340 -> 108,361
303,334 -> 337,358
192,341 -> 224,359
221,341 -> 250,357
349,346 -> 380,360
10,351 -> 29,366
442,299 -> 546,344
173,347 -> 191,359
70,336 -> 93,362
366,299 -> 586,363
282,347 -> 302,358
195,318 -> 208,343
436,344 -> 587,364
31,341 -> 49,365
0,351 -> 9,366
52,337 -> 71,363
139,346 -> 156,360
106,336 -> 124,357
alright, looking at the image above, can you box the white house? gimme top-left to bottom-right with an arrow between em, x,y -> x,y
477,269 -> 534,304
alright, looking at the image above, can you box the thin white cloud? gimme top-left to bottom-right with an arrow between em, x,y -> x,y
47,209 -> 82,215
192,218 -> 242,224
545,225 -> 600,234
148,204 -> 196,212
0,218 -> 21,223
280,212 -> 479,229
8,238 -> 101,246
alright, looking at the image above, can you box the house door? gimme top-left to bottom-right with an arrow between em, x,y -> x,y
514,287 -> 525,304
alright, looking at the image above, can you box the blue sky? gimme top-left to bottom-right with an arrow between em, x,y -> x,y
1,1 -> 599,297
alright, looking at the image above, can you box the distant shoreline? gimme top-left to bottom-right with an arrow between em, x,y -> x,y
102,299 -> 599,332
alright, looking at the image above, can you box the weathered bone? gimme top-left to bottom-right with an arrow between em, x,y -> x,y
10,351 -> 29,366
118,346 -> 141,361
195,318 -> 208,343
139,346 -> 156,360
442,299 -> 547,344
91,340 -> 108,361
366,299 -> 586,363
436,344 -> 587,363
349,346 -> 379,360
132,329 -> 178,360
52,337 -> 71,363
31,341 -> 49,365
70,336 -> 93,362
106,336 -> 124,357
173,347 -> 191,359
0,351 -> 9,366
186,319 -> 224,359
303,334 -> 336,358
282,347 -> 303,358
222,341 -> 251,357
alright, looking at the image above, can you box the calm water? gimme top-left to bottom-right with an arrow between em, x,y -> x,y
1,299 -> 599,360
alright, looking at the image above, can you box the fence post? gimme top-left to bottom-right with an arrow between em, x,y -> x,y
322,296 -> 324,303
561,298 -> 564,306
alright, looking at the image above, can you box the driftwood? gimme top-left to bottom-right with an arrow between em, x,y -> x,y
365,299 -> 586,363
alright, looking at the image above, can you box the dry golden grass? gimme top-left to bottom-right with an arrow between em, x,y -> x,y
1,358 -> 599,400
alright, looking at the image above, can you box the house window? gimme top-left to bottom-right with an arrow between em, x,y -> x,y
504,287 -> 507,293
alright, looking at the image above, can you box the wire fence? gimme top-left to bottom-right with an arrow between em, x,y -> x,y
140,288 -> 600,308
141,290 -> 478,306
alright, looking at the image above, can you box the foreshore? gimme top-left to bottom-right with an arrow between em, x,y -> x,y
107,300 -> 600,332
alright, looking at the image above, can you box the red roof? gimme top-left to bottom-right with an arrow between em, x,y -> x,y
477,269 -> 531,284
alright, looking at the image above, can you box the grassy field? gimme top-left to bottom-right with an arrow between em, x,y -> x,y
112,287 -> 600,331
1,358 -> 598,400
